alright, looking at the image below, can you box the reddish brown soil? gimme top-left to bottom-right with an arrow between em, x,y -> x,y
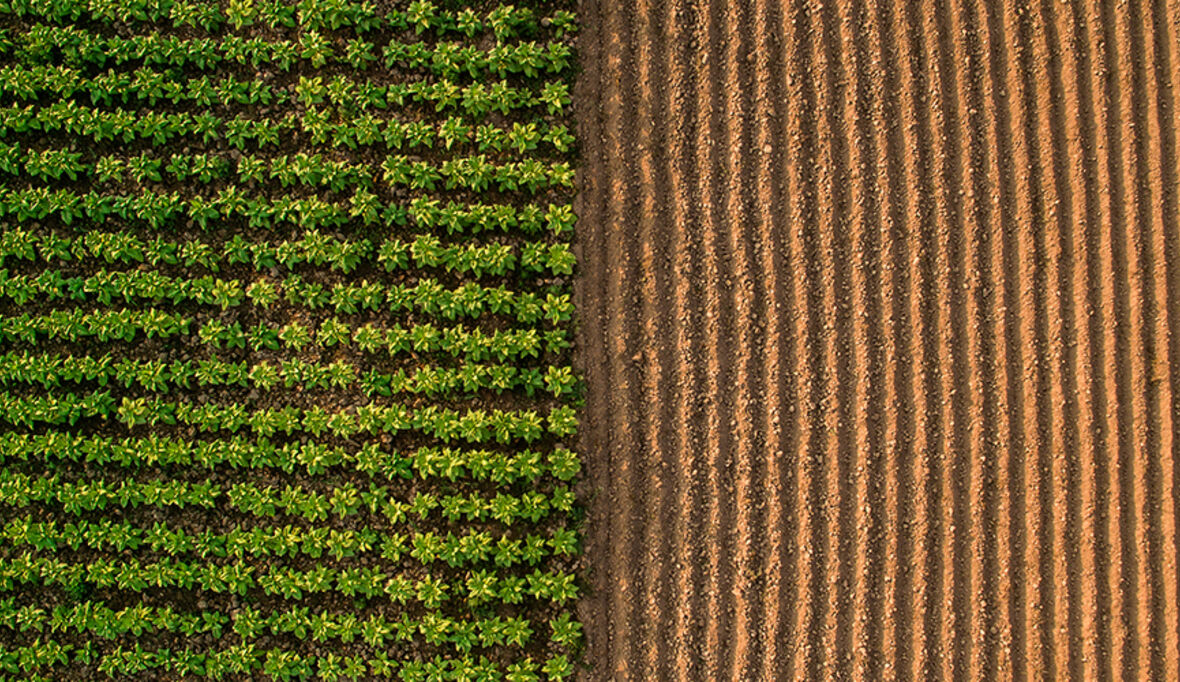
573,0 -> 1180,679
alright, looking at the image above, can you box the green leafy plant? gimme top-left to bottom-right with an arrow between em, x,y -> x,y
0,1 -> 581,677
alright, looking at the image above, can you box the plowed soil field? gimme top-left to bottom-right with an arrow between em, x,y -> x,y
574,0 -> 1180,679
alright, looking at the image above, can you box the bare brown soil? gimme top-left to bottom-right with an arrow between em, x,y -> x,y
573,0 -> 1180,679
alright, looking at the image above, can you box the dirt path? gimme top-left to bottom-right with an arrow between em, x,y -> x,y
574,0 -> 1180,679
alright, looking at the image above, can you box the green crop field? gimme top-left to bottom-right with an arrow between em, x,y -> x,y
0,0 -> 581,679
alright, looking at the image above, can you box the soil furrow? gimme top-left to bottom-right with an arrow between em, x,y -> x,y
1060,1 -> 1118,676
637,0 -> 692,680
1052,1 -> 1104,674
1094,0 -> 1144,676
950,0 -> 1003,677
729,0 -> 774,677
621,0 -> 662,675
926,0 -> 973,677
1148,0 -> 1180,670
571,0 -> 611,669
898,3 -> 949,677
610,0 -> 648,673
716,0 -> 757,675
679,0 -> 718,678
697,0 -> 738,675
843,0 -> 887,676
654,0 -> 702,678
1033,1 -> 1087,676
1119,2 -> 1170,676
814,1 -> 859,676
788,1 -> 832,678
774,0 -> 808,677
1074,2 -> 1133,677
593,0 -> 638,675
878,0 -> 919,678
978,2 -> 1024,677
1027,2 -> 1067,677
1006,1 -> 1058,675
750,0 -> 794,678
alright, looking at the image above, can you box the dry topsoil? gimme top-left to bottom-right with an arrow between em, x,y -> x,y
573,0 -> 1180,679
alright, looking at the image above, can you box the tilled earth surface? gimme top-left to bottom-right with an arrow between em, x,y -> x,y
574,0 -> 1180,679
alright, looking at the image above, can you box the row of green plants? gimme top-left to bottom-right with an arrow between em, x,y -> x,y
8,143 -> 575,193
0,639 -> 575,682
0,469 -> 574,525
0,307 -> 188,342
4,1 -> 573,41
0,113 -> 571,164
1,68 -> 570,118
11,147 -> 575,198
0,351 -> 578,397
0,104 -> 569,154
0,270 -> 576,322
0,432 -> 582,483
0,186 -> 574,232
0,553 -> 580,606
0,228 -> 574,280
1,65 -> 282,106
0,202 -> 575,252
0,231 -> 573,282
1,597 -> 575,655
0,388 -> 581,442
2,516 -> 578,566
0,309 -> 568,362
3,0 -> 575,39
8,29 -> 574,79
